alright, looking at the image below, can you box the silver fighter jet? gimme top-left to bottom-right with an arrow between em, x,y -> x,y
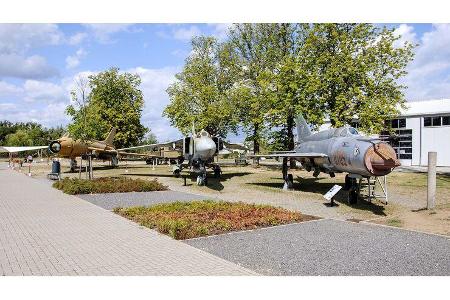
251,116 -> 400,203
120,126 -> 246,186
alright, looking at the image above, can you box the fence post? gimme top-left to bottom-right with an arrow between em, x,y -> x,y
427,151 -> 437,210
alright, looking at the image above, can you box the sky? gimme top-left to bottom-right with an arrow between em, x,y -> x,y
0,23 -> 449,142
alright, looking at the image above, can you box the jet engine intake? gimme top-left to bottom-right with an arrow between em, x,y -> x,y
49,141 -> 61,154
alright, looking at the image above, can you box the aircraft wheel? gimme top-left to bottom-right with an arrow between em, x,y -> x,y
196,175 -> 204,186
214,167 -> 221,178
344,174 -> 357,191
173,168 -> 181,178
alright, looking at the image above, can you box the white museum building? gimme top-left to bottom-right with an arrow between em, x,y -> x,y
319,99 -> 450,167
387,99 -> 450,167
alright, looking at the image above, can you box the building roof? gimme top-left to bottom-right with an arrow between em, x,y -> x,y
400,99 -> 450,117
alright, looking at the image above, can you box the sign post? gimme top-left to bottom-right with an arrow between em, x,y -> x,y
324,185 -> 342,206
427,151 -> 437,210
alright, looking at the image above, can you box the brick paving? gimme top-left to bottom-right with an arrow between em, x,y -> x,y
0,163 -> 255,276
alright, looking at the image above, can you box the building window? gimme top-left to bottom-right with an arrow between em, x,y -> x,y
387,118 -> 406,129
432,117 -> 441,126
424,115 -> 450,127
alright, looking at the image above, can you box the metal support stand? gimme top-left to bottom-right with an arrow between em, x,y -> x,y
358,176 -> 388,204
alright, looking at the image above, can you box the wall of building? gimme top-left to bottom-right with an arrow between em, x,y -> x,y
420,120 -> 450,166
408,117 -> 421,166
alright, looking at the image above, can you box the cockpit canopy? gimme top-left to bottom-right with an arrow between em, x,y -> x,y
333,126 -> 359,137
199,129 -> 210,137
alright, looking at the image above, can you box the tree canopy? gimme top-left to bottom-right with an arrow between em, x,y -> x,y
0,121 -> 65,147
66,67 -> 149,148
164,23 -> 415,153
164,36 -> 238,137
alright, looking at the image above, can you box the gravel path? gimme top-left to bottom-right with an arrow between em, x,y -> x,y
77,190 -> 209,210
185,219 -> 450,276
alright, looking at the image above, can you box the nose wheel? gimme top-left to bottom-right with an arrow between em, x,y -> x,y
172,165 -> 181,178
196,173 -> 207,186
345,175 -> 359,205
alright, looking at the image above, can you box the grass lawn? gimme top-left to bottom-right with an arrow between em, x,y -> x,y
114,200 -> 317,239
53,177 -> 167,194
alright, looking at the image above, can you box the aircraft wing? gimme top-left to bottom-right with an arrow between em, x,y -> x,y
88,147 -> 118,154
222,141 -> 248,151
117,139 -> 183,151
117,151 -> 155,157
248,152 -> 328,158
0,146 -> 48,153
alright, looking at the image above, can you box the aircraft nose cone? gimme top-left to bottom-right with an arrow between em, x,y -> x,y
195,138 -> 217,158
364,143 -> 400,176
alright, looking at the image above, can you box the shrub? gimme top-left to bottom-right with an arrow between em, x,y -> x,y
114,200 -> 317,239
53,177 -> 167,194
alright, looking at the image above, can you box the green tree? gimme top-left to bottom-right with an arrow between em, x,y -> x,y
164,36 -> 238,137
223,24 -> 276,154
66,67 -> 148,148
303,23 -> 415,134
5,129 -> 34,146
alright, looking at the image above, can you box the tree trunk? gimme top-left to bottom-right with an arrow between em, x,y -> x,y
253,124 -> 260,154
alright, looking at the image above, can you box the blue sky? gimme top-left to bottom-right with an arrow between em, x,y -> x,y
0,23 -> 449,142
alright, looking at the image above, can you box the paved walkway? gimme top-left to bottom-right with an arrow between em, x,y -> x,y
0,164 -> 255,275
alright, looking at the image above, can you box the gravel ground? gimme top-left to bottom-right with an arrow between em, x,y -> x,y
185,219 -> 450,276
77,190 -> 208,210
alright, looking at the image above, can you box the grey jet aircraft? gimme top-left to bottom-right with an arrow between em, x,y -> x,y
251,116 -> 400,204
120,126 -> 247,186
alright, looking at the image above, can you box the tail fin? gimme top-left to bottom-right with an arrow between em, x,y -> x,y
104,127 -> 116,145
296,115 -> 311,143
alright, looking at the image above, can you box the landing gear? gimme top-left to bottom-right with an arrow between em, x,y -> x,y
196,173 -> 207,186
213,165 -> 221,178
111,156 -> 118,168
173,165 -> 181,178
345,174 -> 359,205
70,158 -> 77,172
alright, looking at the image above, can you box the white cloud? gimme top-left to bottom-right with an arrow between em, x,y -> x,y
0,81 -> 22,95
393,24 -> 417,48
68,32 -> 88,45
0,101 -> 69,129
0,54 -> 58,79
0,24 -> 62,80
172,25 -> 201,41
157,25 -> 202,42
208,23 -> 231,40
0,24 -> 63,54
401,24 -> 450,100
23,80 -> 67,104
127,66 -> 182,141
83,24 -> 134,43
65,48 -> 87,69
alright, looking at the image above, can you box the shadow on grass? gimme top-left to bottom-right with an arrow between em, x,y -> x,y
125,172 -> 252,192
247,175 -> 388,216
